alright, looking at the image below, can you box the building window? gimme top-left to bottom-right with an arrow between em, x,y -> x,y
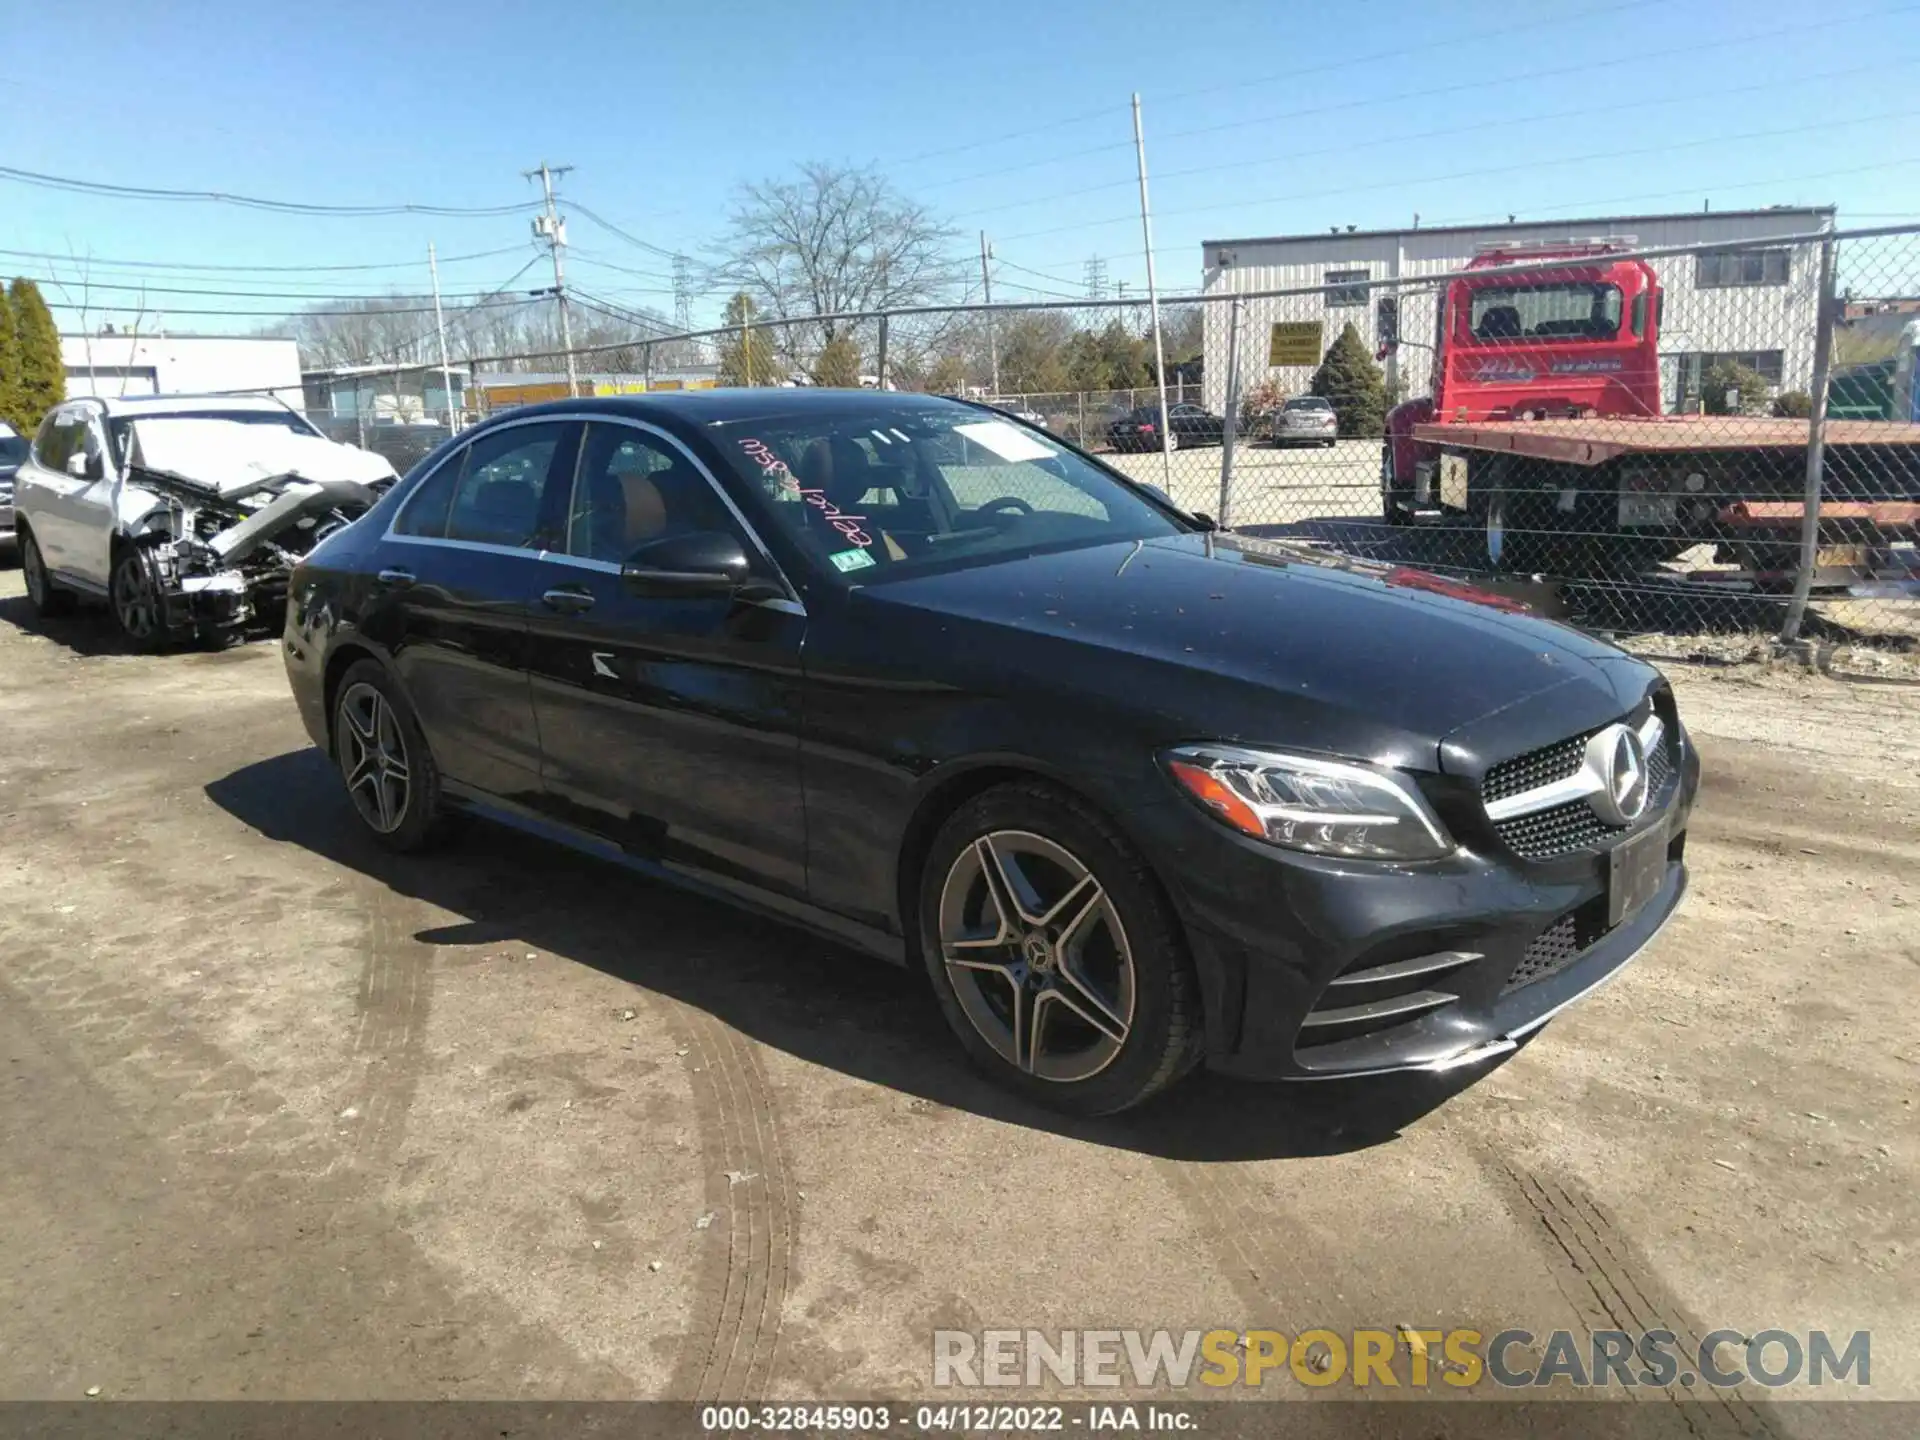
1695,249 -> 1791,289
1324,269 -> 1370,307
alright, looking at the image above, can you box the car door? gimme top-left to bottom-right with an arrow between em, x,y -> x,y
361,418 -> 580,804
524,418 -> 810,899
21,407 -> 105,579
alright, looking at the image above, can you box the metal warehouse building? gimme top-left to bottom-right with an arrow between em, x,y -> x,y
1200,206 -> 1833,416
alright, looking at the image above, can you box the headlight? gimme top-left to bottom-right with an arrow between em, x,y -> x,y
1163,743 -> 1453,861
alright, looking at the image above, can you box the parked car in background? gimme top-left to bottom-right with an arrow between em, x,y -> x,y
1106,402 -> 1227,452
1270,395 -> 1339,448
986,399 -> 1049,429
283,389 -> 1695,1115
0,420 -> 25,548
15,394 -> 397,648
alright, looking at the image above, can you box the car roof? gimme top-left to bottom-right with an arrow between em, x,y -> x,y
495,388 -> 992,429
72,393 -> 298,417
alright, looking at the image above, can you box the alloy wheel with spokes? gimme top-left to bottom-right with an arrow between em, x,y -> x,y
112,549 -> 163,645
938,828 -> 1137,1085
337,681 -> 412,835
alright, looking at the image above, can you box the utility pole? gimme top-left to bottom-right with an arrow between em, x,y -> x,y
1132,93 -> 1173,491
524,161 -> 578,395
428,242 -> 459,435
980,231 -> 1000,397
672,254 -> 692,332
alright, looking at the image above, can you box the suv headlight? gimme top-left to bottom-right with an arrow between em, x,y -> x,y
1163,743 -> 1453,861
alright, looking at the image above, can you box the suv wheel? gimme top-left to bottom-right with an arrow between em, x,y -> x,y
333,660 -> 445,852
111,545 -> 170,650
917,781 -> 1201,1115
20,528 -> 76,617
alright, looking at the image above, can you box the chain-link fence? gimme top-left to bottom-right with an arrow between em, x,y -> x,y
438,225 -> 1920,658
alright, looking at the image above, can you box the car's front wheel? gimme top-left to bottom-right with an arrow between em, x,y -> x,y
110,545 -> 168,650
333,660 -> 445,852
19,527 -> 76,617
917,781 -> 1201,1115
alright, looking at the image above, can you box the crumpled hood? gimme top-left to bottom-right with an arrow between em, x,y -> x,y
125,417 -> 397,496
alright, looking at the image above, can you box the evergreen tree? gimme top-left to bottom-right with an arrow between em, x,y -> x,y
717,293 -> 778,388
9,278 -> 64,426
812,333 -> 861,388
1308,322 -> 1387,437
0,289 -> 23,436
1701,359 -> 1772,416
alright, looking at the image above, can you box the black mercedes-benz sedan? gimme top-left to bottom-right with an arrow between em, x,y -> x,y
282,390 -> 1696,1115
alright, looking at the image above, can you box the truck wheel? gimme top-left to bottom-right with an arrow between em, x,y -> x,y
20,527 -> 77,618
1476,486 -> 1552,573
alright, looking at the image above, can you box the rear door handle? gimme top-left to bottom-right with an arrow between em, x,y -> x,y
377,567 -> 416,587
542,586 -> 595,614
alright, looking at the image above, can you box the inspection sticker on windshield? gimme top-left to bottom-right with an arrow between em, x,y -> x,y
954,420 -> 1057,463
829,547 -> 877,574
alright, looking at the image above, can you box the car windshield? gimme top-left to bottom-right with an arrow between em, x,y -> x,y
0,433 -> 26,465
715,401 -> 1186,581
108,408 -> 318,457
1467,282 -> 1623,342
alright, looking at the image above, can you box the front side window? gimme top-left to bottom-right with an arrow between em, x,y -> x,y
1467,283 -> 1623,342
567,423 -> 745,564
714,401 -> 1186,580
443,422 -> 571,549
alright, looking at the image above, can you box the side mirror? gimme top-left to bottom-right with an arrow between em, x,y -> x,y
622,530 -> 755,599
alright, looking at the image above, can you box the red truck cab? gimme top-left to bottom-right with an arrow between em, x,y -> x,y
1385,240 -> 1663,498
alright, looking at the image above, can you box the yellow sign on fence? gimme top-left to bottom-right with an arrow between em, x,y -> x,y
1268,321 -> 1324,367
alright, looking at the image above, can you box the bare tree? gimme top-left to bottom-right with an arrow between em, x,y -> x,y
710,163 -> 965,365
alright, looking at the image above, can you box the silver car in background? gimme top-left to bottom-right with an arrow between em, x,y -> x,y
1271,395 -> 1338,448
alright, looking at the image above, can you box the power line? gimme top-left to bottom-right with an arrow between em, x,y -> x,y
913,3 -> 1913,202
0,242 -> 532,275
948,52 -> 1920,223
21,275 -> 565,303
0,163 -> 538,217
563,200 -> 682,260
994,106 -> 1920,246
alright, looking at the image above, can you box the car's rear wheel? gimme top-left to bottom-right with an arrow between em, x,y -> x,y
110,545 -> 168,650
334,659 -> 445,852
917,781 -> 1201,1115
20,528 -> 76,617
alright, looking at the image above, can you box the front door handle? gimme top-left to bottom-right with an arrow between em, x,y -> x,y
542,586 -> 595,615
377,567 -> 416,587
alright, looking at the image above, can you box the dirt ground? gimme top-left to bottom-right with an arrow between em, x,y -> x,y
0,560 -> 1915,1432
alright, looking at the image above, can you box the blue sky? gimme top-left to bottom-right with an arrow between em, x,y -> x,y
5,0 -> 1918,335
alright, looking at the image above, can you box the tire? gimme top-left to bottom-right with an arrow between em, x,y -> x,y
110,543 -> 170,650
19,527 -> 76,617
916,780 -> 1202,1115
332,659 -> 446,852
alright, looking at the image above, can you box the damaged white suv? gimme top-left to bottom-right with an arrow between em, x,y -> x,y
15,395 -> 397,648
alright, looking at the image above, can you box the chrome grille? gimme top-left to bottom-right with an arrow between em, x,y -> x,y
1484,698 -> 1678,861
1495,800 -> 1616,859
1483,734 -> 1585,803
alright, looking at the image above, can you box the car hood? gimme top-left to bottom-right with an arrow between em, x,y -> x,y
854,533 -> 1654,770
124,418 -> 397,497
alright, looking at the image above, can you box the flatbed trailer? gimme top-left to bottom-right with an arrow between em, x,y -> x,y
1401,414 -> 1920,580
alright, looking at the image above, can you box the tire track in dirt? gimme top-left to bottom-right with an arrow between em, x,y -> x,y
661,1002 -> 796,1402
1485,1154 -> 1777,1438
327,874 -> 437,1179
1151,1157 -> 1344,1331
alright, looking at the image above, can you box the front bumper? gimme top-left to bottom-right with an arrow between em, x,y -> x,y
1131,746 -> 1697,1081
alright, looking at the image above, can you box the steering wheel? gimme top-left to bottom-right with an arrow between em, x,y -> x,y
978,496 -> 1035,522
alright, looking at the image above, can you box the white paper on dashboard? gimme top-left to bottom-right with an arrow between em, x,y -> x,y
953,420 -> 1058,463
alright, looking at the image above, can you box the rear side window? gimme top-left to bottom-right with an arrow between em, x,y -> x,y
391,448 -> 466,537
